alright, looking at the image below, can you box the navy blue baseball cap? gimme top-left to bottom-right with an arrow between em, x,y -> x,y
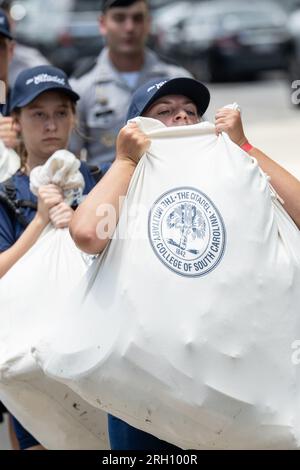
126,77 -> 210,122
0,8 -> 12,39
10,65 -> 80,112
102,0 -> 146,12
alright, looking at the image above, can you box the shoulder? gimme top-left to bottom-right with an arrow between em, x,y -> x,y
70,50 -> 106,94
0,173 -> 22,196
4,172 -> 30,198
156,59 -> 193,79
146,49 -> 193,79
70,67 -> 98,96
164,64 -> 193,79
70,62 -> 99,97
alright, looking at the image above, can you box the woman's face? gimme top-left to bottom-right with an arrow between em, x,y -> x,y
143,95 -> 200,127
17,90 -> 75,160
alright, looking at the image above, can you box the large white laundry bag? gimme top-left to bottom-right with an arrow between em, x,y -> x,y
0,150 -> 108,449
34,118 -> 300,449
0,139 -> 20,182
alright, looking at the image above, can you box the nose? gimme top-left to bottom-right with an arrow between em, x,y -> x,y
174,109 -> 188,122
45,116 -> 57,132
124,17 -> 135,32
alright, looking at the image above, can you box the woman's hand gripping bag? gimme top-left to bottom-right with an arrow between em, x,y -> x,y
0,150 -> 108,449
34,118 -> 300,449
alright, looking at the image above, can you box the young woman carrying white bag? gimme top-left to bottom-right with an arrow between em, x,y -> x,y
36,78 -> 300,450
0,65 -> 108,450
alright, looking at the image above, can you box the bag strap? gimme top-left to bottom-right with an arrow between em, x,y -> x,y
0,177 -> 37,228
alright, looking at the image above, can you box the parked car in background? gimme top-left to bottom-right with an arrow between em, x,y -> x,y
151,1 -> 192,44
10,0 -> 104,75
153,0 -> 292,81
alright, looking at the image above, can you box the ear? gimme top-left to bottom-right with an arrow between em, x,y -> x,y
12,114 -> 21,133
99,14 -> 107,36
145,13 -> 151,36
70,107 -> 77,132
8,40 -> 15,61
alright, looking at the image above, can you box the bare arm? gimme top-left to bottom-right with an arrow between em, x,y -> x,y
70,123 -> 150,254
248,147 -> 300,228
215,108 -> 300,229
0,184 -> 63,278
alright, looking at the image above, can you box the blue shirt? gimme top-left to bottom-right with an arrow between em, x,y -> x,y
0,161 -> 96,253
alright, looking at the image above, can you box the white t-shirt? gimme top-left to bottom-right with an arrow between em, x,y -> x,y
120,71 -> 141,89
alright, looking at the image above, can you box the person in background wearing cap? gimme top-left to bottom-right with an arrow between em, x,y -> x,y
0,65 -> 99,450
70,77 -> 300,449
0,7 -> 18,149
69,0 -> 192,169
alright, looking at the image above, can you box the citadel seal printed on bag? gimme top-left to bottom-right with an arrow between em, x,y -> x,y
149,186 -> 226,277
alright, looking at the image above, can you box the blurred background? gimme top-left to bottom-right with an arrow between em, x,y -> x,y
2,0 -> 300,178
4,0 -> 300,80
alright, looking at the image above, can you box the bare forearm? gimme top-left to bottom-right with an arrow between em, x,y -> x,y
0,215 -> 47,278
70,159 -> 137,254
250,147 -> 300,228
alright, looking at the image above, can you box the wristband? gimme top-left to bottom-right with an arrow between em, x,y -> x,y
240,141 -> 253,153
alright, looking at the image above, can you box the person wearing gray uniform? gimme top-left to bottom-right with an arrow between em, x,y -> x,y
69,0 -> 192,168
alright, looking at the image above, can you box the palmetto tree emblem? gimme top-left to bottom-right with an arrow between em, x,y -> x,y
166,203 -> 206,254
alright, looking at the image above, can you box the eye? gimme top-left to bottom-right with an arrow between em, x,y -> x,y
112,14 -> 126,23
57,110 -> 68,118
33,111 -> 45,119
133,14 -> 145,24
157,109 -> 170,116
186,109 -> 197,116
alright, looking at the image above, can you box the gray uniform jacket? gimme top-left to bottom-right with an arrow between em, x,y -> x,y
69,47 -> 192,167
9,44 -> 50,87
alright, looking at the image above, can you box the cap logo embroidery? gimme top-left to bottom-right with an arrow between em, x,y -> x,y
147,80 -> 167,93
25,74 -> 66,86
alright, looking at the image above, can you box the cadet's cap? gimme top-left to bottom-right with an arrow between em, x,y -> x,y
102,0 -> 147,12
126,77 -> 210,121
10,65 -> 80,112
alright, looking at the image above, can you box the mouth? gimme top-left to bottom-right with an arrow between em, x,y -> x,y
42,137 -> 61,143
122,37 -> 137,45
